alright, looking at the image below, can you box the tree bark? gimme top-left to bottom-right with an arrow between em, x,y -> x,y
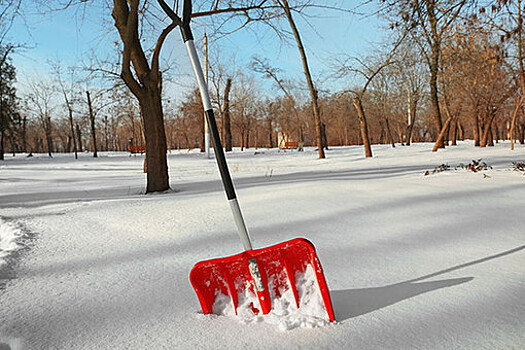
0,129 -> 4,160
9,131 -> 15,156
267,117 -> 274,148
86,91 -> 98,158
44,115 -> 53,157
450,117 -> 457,146
510,96 -> 523,150
76,123 -> 83,152
21,116 -> 27,153
223,78 -> 232,152
487,126 -> 494,147
67,104 -> 78,159
457,120 -> 464,140
513,0 -> 525,149
281,0 -> 324,159
141,81 -> 169,193
472,112 -> 480,146
385,117 -> 395,148
480,114 -> 496,147
113,0 -> 173,192
352,96 -> 373,158
432,115 -> 454,152
321,122 -> 328,150
428,1 -> 444,150
406,98 -> 417,146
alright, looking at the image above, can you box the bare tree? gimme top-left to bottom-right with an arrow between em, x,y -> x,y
275,0 -> 325,158
86,90 -> 98,157
54,63 -> 80,159
382,0 -> 473,150
0,0 -> 22,43
26,78 -> 56,157
336,37 -> 404,157
391,42 -> 426,145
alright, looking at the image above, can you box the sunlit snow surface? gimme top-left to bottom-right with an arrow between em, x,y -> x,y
0,218 -> 23,267
0,142 -> 524,349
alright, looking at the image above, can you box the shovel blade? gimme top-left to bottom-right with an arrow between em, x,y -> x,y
189,238 -> 335,322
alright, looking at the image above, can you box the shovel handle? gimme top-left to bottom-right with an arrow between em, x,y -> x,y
182,29 -> 253,251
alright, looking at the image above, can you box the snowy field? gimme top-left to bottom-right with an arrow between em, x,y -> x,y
0,141 -> 524,349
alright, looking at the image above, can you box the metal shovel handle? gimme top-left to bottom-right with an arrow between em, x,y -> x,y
158,0 -> 253,251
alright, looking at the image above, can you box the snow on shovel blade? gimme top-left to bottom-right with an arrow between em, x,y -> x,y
189,238 -> 335,322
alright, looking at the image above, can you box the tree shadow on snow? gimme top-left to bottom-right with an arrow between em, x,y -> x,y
331,244 -> 525,321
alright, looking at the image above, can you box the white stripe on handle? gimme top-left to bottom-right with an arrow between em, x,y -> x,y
184,38 -> 254,252
229,198 -> 253,251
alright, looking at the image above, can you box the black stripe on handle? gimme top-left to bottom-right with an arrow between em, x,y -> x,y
205,109 -> 236,200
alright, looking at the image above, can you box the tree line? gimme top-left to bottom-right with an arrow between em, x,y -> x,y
1,1 -> 525,192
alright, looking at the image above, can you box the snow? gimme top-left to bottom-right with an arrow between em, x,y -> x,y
212,265 -> 330,331
0,141 -> 524,349
0,218 -> 23,267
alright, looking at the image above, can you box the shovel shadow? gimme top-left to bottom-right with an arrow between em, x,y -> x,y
330,244 -> 525,321
331,277 -> 473,321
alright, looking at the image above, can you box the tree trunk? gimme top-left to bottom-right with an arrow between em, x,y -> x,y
141,82 -> 169,193
510,96 -> 523,150
104,115 -> 109,151
473,113 -> 480,146
458,120 -> 464,140
223,78 -> 232,152
321,122 -> 328,150
406,124 -> 414,146
428,2 -> 444,150
22,116 -> 27,153
267,117 -> 274,148
352,96 -> 373,158
112,0 -> 172,193
432,115 -> 454,152
76,123 -> 83,152
86,91 -> 98,158
0,129 -> 4,160
68,105 -> 78,159
406,91 -> 417,146
487,126 -> 494,147
480,114 -> 496,147
385,117 -> 395,148
282,0 -> 325,159
450,117 -> 457,146
44,115 -> 53,157
10,131 -> 15,156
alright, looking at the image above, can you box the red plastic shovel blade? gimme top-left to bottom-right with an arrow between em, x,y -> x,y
189,238 -> 335,322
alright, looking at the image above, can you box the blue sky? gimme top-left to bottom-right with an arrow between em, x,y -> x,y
7,1 -> 387,101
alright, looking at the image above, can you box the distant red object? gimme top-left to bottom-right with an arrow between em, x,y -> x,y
279,141 -> 300,150
129,145 -> 146,154
189,237 -> 335,321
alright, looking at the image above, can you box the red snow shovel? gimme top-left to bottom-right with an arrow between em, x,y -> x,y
158,0 -> 334,322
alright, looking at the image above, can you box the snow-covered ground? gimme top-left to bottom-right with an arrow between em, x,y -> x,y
0,141 -> 524,349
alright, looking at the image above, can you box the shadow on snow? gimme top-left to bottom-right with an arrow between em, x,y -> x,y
331,244 -> 525,321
